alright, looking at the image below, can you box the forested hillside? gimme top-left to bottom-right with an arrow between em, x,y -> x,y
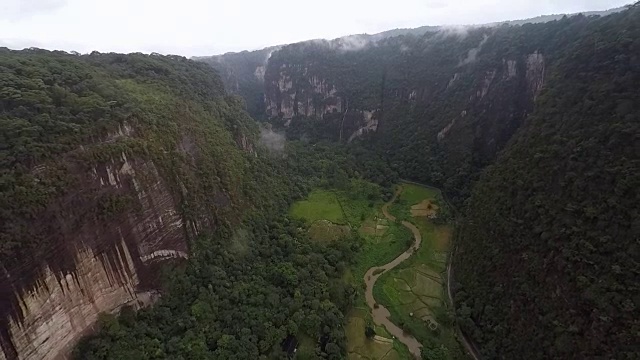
0,49 -> 277,359
0,48 -> 403,359
0,49 -> 258,263
74,141 -> 400,359
2,4 -> 639,360
195,4 -> 640,359
194,47 -> 278,119
454,6 -> 640,358
197,5 -> 633,205
262,10 -> 639,206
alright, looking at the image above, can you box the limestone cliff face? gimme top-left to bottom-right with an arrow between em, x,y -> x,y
0,121 -> 249,360
263,58 -> 378,142
265,66 -> 343,119
0,148 -> 187,360
255,33 -> 548,200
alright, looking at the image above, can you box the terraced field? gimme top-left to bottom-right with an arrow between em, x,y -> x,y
288,184 -> 413,359
374,184 -> 466,359
289,182 -> 466,359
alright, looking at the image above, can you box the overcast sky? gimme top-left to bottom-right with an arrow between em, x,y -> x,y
0,0 -> 631,57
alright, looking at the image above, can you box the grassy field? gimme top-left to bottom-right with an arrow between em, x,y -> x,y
345,308 -> 411,360
352,220 -> 412,282
388,184 -> 440,221
289,190 -> 346,224
288,183 -> 414,358
374,184 -> 466,359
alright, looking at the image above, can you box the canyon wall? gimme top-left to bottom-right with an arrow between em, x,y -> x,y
0,51 -> 257,360
253,29 -> 551,202
200,17 -> 591,202
0,151 -> 187,360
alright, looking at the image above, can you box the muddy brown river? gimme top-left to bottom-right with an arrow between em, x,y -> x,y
364,186 -> 423,359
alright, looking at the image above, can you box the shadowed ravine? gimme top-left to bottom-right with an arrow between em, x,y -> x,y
363,185 -> 423,359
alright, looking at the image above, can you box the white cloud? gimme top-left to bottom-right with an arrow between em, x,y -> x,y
0,0 -> 67,21
0,0 -> 631,56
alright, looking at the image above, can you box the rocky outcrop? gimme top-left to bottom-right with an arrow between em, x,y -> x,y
526,51 -> 545,98
348,111 -> 379,142
0,109 -> 253,359
437,111 -> 467,142
0,147 -> 192,360
254,65 -> 266,81
265,68 -> 343,120
447,73 -> 461,89
504,59 -> 517,79
477,70 -> 497,99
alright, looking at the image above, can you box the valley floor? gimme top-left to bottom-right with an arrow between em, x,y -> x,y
289,182 -> 467,359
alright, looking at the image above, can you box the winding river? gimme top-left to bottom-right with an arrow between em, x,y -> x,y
363,185 -> 423,359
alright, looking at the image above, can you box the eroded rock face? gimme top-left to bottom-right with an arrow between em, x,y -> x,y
526,51 -> 545,98
504,59 -> 518,79
265,66 -> 343,119
348,111 -> 379,142
0,153 -> 189,360
0,129 -> 202,359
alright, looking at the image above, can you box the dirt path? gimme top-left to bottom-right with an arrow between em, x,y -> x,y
364,185 -> 423,359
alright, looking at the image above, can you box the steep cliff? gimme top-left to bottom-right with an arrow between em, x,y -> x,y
194,47 -> 279,119
204,12 -> 630,205
249,23 -> 551,202
0,50 -> 257,359
455,7 -> 640,358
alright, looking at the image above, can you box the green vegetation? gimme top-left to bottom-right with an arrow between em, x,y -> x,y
76,215 -> 356,359
0,49 -> 255,268
67,111 -> 403,359
345,308 -> 410,360
374,185 -> 466,359
352,222 -> 412,282
0,48 -> 405,360
455,6 -> 640,359
289,181 -> 417,358
4,4 -> 639,359
388,183 -> 440,221
248,7 -> 640,357
289,190 -> 346,224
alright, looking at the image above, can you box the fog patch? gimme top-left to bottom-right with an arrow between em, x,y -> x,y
335,35 -> 371,52
437,25 -> 472,39
229,228 -> 250,256
307,36 -> 373,52
259,127 -> 286,153
459,34 -> 489,66
265,47 -> 280,63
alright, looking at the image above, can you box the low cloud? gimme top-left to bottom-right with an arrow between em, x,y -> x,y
459,34 -> 489,65
1,0 -> 67,21
335,35 -> 371,51
437,25 -> 472,39
259,128 -> 286,153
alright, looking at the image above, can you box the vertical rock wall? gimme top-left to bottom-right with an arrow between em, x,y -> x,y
0,152 -> 190,360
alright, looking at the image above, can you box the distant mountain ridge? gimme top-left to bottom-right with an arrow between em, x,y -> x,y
196,4 -> 629,60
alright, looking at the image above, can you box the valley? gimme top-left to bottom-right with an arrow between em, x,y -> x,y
0,3 -> 638,360
289,182 -> 466,359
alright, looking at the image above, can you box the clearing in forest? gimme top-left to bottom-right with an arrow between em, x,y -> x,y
410,199 -> 439,217
288,182 -> 416,358
345,308 -> 408,360
374,183 -> 464,358
359,216 -> 389,236
289,190 -> 346,225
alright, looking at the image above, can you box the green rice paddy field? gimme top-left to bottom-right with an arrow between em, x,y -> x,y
289,182 -> 465,359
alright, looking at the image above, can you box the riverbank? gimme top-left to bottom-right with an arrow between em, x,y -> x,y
363,185 -> 424,358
